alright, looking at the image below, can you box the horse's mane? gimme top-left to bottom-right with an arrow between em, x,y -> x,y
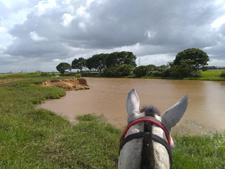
140,106 -> 160,169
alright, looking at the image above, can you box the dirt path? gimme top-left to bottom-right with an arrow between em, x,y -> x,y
0,78 -> 23,85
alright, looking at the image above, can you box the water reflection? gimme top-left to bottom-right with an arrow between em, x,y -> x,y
39,78 -> 225,135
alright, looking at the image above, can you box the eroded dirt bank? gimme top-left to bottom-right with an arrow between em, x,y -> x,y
41,78 -> 90,91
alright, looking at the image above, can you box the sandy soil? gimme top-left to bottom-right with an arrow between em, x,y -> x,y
41,78 -> 90,91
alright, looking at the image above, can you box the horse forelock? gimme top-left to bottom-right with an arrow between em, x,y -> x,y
140,105 -> 161,117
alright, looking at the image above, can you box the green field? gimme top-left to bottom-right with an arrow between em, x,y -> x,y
0,74 -> 225,168
196,69 -> 225,80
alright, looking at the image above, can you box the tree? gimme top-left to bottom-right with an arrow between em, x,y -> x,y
153,65 -> 170,77
169,60 -> 197,78
86,54 -> 107,73
71,57 -> 86,71
56,62 -> 71,74
133,65 -> 150,77
103,64 -> 133,77
148,64 -> 157,71
116,64 -> 133,76
105,51 -> 136,68
174,48 -> 209,70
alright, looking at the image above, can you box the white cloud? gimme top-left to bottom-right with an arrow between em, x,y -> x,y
61,13 -> 74,26
0,27 -> 6,31
76,6 -> 90,18
139,54 -> 175,66
34,0 -> 57,16
0,27 -> 14,50
211,15 -> 225,28
30,31 -> 48,41
87,0 -> 94,6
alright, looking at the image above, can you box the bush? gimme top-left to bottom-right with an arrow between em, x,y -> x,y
40,72 -> 52,77
103,64 -> 133,77
220,71 -> 225,77
103,67 -> 118,77
117,64 -> 133,76
133,66 -> 149,77
153,65 -> 170,77
169,60 -> 197,78
76,73 -> 81,78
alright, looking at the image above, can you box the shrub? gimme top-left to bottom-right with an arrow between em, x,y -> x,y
76,73 -> 81,78
116,64 -> 133,76
154,65 -> 170,77
103,67 -> 118,77
103,64 -> 133,77
40,72 -> 52,77
220,71 -> 225,77
133,65 -> 149,77
169,60 -> 197,78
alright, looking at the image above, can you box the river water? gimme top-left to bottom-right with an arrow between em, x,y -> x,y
39,78 -> 225,135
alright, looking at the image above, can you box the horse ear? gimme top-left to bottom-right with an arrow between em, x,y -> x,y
161,94 -> 188,132
126,89 -> 141,123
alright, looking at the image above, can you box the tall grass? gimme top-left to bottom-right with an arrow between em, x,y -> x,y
0,76 -> 225,168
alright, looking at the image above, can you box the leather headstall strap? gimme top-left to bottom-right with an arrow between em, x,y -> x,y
119,116 -> 173,168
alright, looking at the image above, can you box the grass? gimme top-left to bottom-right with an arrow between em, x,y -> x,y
0,75 -> 225,168
136,70 -> 225,81
197,70 -> 225,80
173,134 -> 225,168
182,69 -> 225,81
0,77 -> 119,168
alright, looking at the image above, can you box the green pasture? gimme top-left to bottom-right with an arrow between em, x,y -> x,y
197,69 -> 225,80
0,76 -> 225,168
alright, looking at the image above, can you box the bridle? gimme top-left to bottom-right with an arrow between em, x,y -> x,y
118,116 -> 173,169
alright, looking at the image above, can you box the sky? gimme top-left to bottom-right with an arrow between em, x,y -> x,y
1,0 -> 225,73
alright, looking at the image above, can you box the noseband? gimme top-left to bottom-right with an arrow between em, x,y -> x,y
118,116 -> 173,168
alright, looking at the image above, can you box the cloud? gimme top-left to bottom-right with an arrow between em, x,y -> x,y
34,0 -> 57,16
61,13 -> 74,26
30,31 -> 48,41
1,0 -> 225,72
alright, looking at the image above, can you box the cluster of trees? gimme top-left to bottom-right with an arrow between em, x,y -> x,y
56,51 -> 136,77
56,48 -> 210,78
133,48 -> 209,78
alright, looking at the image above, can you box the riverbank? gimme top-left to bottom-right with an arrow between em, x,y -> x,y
0,76 -> 225,168
136,69 -> 225,81
81,69 -> 225,81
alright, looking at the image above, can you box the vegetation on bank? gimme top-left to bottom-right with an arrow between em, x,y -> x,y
79,69 -> 225,81
56,48 -> 220,79
0,76 -> 225,169
186,70 -> 225,81
1,76 -> 225,168
0,77 -> 119,168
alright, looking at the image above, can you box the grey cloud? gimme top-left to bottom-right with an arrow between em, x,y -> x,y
2,0 -> 225,72
62,0 -> 223,50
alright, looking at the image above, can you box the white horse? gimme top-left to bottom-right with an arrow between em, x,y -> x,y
117,89 -> 188,169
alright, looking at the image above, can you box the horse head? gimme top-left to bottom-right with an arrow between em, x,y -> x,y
118,89 -> 188,169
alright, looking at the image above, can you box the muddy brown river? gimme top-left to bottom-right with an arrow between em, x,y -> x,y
39,78 -> 225,135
